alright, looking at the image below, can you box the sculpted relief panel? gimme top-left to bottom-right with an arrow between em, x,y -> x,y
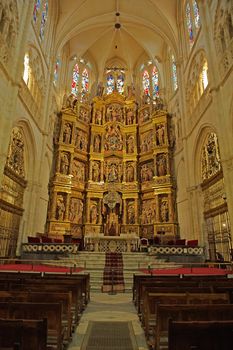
104,124 -> 123,151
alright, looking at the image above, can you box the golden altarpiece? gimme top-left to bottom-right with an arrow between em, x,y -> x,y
0,128 -> 27,257
47,91 -> 178,252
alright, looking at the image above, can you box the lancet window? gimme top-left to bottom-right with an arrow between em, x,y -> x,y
142,65 -> 160,97
152,66 -> 159,97
171,54 -> 178,91
117,74 -> 124,94
142,70 -> 150,96
185,0 -> 201,49
81,68 -> 89,96
22,50 -> 44,110
53,58 -> 60,85
32,0 -> 48,41
71,63 -> 80,96
186,52 -> 209,115
106,71 -> 125,94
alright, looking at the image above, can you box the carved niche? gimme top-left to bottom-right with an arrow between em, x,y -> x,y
6,127 -> 25,178
201,133 -> 221,181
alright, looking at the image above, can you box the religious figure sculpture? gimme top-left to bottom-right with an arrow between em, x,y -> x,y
157,154 -> 167,176
126,163 -> 134,182
72,159 -> 85,182
160,199 -> 169,222
60,152 -> 69,175
126,135 -> 134,153
63,122 -> 72,144
90,203 -> 98,224
92,161 -> 100,182
79,108 -> 89,123
94,110 -> 102,124
56,195 -> 65,220
69,198 -> 83,223
156,124 -> 165,146
104,125 -> 123,151
75,130 -> 87,151
127,201 -> 135,224
106,104 -> 123,123
93,134 -> 101,152
126,108 -> 135,125
141,199 -> 156,224
139,108 -> 150,124
141,163 -> 154,182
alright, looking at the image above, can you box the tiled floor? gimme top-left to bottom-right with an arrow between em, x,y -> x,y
68,292 -> 149,350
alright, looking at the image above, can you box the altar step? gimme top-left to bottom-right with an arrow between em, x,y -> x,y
57,251 -> 180,292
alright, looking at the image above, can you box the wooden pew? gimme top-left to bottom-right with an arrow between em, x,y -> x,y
0,302 -> 63,350
143,292 -> 230,340
139,285 -> 212,315
168,320 -> 233,350
155,304 -> 233,350
0,274 -> 87,325
0,271 -> 90,306
0,290 -> 72,342
0,318 -> 47,350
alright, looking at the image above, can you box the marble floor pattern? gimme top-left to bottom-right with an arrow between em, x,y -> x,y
68,292 -> 149,350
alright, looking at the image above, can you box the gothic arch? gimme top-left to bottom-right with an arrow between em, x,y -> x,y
185,49 -> 209,115
14,119 -> 37,183
23,43 -> 46,107
192,124 -> 218,185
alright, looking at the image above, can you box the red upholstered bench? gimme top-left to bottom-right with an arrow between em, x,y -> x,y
28,236 -> 41,243
53,238 -> 63,243
41,237 -> 53,243
175,239 -> 186,246
187,239 -> 198,246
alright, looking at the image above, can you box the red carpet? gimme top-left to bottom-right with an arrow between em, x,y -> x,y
0,264 -> 84,273
139,267 -> 233,276
102,252 -> 125,293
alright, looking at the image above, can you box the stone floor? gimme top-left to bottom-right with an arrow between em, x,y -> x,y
68,292 -> 149,350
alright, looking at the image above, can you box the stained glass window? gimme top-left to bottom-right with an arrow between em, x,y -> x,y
117,74 -> 124,94
71,63 -> 79,96
39,1 -> 48,41
53,58 -> 60,85
33,0 -> 41,23
107,74 -> 114,94
202,61 -> 208,90
152,66 -> 159,97
193,0 -> 201,30
171,55 -> 178,91
81,68 -> 89,96
186,2 -> 194,47
143,70 -> 150,96
23,53 -> 30,85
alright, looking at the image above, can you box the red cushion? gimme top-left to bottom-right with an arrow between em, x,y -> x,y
41,237 -> 52,243
28,236 -> 40,243
187,240 -> 198,247
175,239 -> 186,246
167,240 -> 174,245
53,238 -> 63,243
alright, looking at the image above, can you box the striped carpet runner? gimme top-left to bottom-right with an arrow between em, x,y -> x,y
102,252 -> 125,293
